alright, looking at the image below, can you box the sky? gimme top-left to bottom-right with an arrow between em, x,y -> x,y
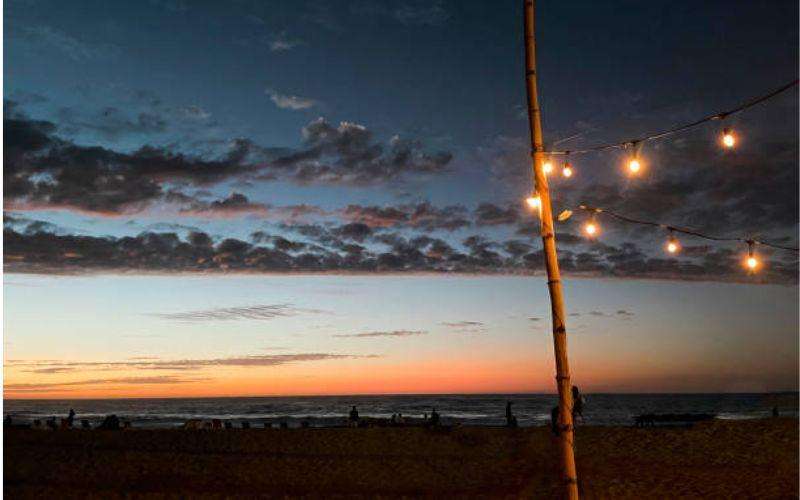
3,0 -> 799,398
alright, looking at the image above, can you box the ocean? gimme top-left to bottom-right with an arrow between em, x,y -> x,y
4,393 -> 797,429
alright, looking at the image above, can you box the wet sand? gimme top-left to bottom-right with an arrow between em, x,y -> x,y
4,418 -> 797,498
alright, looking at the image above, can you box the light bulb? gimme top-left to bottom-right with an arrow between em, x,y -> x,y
722,128 -> 736,148
666,239 -> 679,254
526,195 -> 541,210
628,158 -> 641,174
562,163 -> 573,178
665,232 -> 680,254
583,221 -> 598,236
542,161 -> 553,174
746,256 -> 759,270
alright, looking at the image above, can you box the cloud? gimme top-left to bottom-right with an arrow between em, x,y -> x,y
4,375 -> 204,392
151,303 -> 325,321
178,192 -> 270,218
6,353 -> 380,374
394,1 -> 451,26
16,25 -> 120,61
271,119 -> 453,185
4,219 -> 796,284
340,202 -> 470,231
266,88 -> 318,110
334,330 -> 427,338
441,321 -> 486,333
474,203 -> 520,226
269,32 -> 302,52
5,106 -> 454,215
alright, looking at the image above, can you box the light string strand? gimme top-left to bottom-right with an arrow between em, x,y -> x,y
574,205 -> 800,253
545,79 -> 799,156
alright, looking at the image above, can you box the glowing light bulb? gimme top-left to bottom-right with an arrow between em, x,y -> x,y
583,221 -> 598,236
562,163 -> 573,178
542,161 -> 553,174
526,195 -> 541,210
722,128 -> 736,148
628,158 -> 641,174
746,256 -> 758,269
665,232 -> 680,254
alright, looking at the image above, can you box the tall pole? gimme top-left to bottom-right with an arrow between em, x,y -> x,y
522,1 -> 579,498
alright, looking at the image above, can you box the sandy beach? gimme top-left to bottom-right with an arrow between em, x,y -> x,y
4,418 -> 797,498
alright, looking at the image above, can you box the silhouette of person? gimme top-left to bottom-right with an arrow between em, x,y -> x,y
772,406 -> 779,418
505,401 -> 518,428
430,408 -> 440,427
571,386 -> 584,422
349,406 -> 359,422
67,409 -> 76,427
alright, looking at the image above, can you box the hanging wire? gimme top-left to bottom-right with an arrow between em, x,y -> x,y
545,79 -> 799,155
575,205 -> 799,253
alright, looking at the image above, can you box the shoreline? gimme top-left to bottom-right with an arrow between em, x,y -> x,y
5,418 -> 797,498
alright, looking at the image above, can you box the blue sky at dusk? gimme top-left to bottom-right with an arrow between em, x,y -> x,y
3,0 -> 798,397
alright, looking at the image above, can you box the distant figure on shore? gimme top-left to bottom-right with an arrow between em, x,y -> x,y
772,406 -> 779,418
505,402 -> 518,428
224,421 -> 233,430
550,406 -> 560,436
572,386 -> 584,422
46,417 -> 57,430
67,409 -> 76,427
430,408 -> 440,427
349,406 -> 359,427
98,415 -> 120,430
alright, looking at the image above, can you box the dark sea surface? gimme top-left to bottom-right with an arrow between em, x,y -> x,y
4,393 -> 797,429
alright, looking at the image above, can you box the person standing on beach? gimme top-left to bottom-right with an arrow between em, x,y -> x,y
571,386 -> 585,422
349,406 -> 359,427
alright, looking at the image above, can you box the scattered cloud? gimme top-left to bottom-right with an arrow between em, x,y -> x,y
333,330 -> 427,338
151,304 -> 326,321
6,353 -> 381,375
266,88 -> 318,110
441,321 -> 487,333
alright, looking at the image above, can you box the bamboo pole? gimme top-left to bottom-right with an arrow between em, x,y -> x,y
522,1 -> 579,498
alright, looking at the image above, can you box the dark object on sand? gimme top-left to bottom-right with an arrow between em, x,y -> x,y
241,422 -> 250,429
263,422 -> 272,429
505,402 -> 518,428
4,415 -> 11,427
98,415 -> 121,430
572,386 -> 584,421
212,419 -> 222,430
81,420 -> 91,429
279,422 -> 288,429
550,407 -> 560,436
349,406 -> 359,422
46,417 -> 58,430
67,409 -> 76,427
33,419 -> 42,429
429,408 -> 440,427
224,421 -> 233,430
772,406 -> 779,417
634,413 -> 715,427
301,421 -> 310,428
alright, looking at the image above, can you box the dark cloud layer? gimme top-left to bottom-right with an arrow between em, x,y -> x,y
4,105 -> 454,214
4,221 -> 796,284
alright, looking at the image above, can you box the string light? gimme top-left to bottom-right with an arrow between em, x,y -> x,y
542,160 -> 553,174
567,206 -> 799,275
543,80 -> 797,157
666,231 -> 680,254
721,127 -> 736,149
582,211 -> 600,237
526,194 -> 541,210
562,153 -> 573,178
745,241 -> 759,271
